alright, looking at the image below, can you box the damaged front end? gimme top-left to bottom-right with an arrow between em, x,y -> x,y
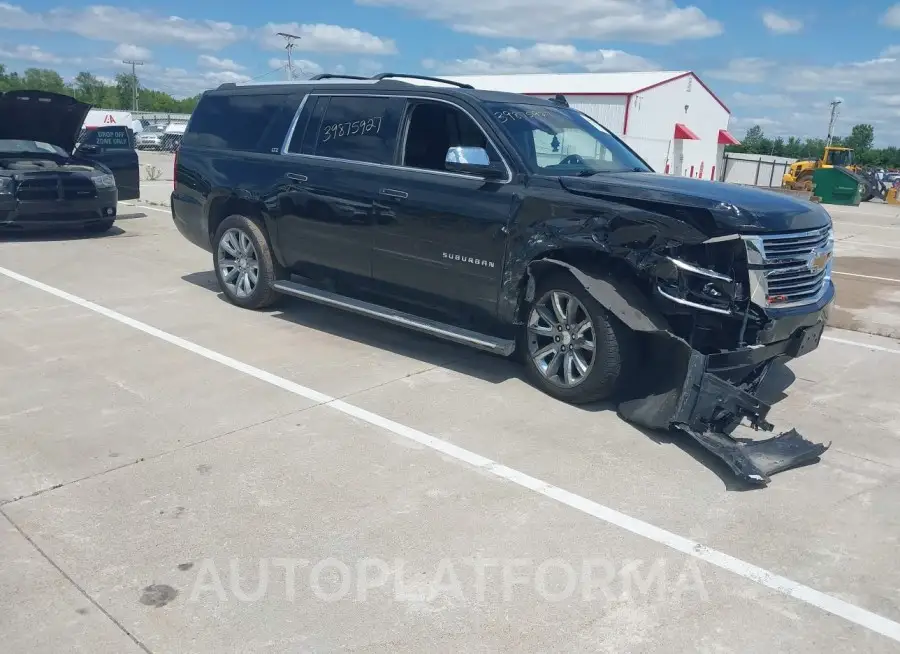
528,236 -> 833,486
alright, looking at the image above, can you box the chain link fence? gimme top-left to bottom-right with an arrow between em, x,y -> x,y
132,111 -> 192,152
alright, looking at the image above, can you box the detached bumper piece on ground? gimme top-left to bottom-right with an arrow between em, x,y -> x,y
618,337 -> 830,486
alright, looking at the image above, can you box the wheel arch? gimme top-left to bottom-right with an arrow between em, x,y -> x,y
522,253 -> 673,335
207,194 -> 273,245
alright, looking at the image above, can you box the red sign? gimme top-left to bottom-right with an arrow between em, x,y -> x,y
103,114 -> 116,124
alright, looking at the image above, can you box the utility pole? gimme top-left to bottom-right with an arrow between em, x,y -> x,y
276,32 -> 301,80
122,59 -> 143,111
826,99 -> 842,147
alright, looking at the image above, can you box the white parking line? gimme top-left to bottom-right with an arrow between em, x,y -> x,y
121,203 -> 169,214
1,263 -> 899,643
833,271 -> 900,284
823,336 -> 900,354
835,222 -> 900,230
836,239 -> 900,250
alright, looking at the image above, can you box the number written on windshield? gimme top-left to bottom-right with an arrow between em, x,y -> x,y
493,109 -> 551,123
322,117 -> 382,142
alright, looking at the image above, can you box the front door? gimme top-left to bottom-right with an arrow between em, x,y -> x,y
75,126 -> 140,200
370,99 -> 517,324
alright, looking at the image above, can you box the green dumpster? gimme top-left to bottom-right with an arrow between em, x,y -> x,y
812,167 -> 863,206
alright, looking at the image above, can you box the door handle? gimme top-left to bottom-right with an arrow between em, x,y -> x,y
286,173 -> 307,183
380,188 -> 408,199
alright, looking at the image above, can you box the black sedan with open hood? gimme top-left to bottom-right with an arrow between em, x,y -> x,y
0,90 -> 140,232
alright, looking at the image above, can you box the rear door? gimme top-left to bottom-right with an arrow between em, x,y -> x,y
274,93 -> 406,280
75,126 -> 140,200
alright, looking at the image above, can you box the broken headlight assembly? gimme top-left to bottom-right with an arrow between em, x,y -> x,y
655,243 -> 745,316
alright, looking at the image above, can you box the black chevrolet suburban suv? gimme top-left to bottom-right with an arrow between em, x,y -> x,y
0,90 -> 140,232
171,73 -> 835,484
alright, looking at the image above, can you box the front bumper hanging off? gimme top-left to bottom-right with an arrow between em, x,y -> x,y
527,259 -> 831,486
617,334 -> 830,485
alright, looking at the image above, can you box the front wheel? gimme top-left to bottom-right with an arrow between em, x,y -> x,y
520,272 -> 634,404
213,214 -> 283,310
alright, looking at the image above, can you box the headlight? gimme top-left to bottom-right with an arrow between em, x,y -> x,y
656,257 -> 737,315
0,177 -> 12,196
91,174 -> 116,189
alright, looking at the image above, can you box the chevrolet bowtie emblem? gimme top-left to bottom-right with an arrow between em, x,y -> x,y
808,251 -> 831,274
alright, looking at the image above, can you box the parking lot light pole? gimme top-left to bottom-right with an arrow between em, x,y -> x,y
122,59 -> 144,111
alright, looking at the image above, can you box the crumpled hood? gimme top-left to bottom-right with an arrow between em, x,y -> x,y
559,172 -> 833,234
0,90 -> 92,154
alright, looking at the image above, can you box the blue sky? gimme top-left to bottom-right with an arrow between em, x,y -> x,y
2,1 -> 900,145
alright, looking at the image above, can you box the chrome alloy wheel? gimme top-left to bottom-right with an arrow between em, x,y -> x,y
217,227 -> 260,299
526,290 -> 596,388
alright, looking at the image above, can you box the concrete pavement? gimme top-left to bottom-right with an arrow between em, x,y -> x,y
2,192 -> 900,652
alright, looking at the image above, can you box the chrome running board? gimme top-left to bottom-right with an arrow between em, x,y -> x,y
272,280 -> 516,356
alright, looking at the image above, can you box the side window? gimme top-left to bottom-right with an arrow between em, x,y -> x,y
183,92 -> 288,151
402,101 -> 502,173
80,126 -> 132,149
311,96 -> 404,164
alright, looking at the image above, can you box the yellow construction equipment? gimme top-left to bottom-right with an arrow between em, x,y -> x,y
782,146 -> 862,192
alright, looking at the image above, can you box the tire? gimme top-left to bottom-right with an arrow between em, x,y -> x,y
212,214 -> 284,310
84,219 -> 115,233
519,271 -> 635,404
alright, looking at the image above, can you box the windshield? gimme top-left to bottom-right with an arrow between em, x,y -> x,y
827,149 -> 853,166
0,139 -> 67,156
485,102 -> 651,176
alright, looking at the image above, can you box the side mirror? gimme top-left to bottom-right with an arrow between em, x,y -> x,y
445,146 -> 505,179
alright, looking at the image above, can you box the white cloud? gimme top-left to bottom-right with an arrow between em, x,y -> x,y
138,64 -> 252,97
883,3 -> 900,28
198,54 -> 245,72
267,58 -> 324,78
870,94 -> 900,107
113,43 -> 151,60
761,10 -> 802,34
355,0 -> 721,44
0,3 -> 247,50
705,58 -> 775,84
0,43 -> 66,64
260,23 -> 396,55
785,57 -> 899,91
731,92 -> 795,108
881,44 -> 900,56
423,43 -> 659,75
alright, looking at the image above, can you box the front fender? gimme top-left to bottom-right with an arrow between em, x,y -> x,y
525,258 -> 671,334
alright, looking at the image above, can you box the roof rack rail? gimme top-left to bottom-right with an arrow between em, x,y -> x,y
217,82 -> 237,90
308,74 -> 371,81
370,73 -> 474,89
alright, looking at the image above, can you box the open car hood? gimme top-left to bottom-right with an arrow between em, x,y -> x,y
0,90 -> 92,154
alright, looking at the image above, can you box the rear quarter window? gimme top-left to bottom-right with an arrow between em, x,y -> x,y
183,92 -> 294,152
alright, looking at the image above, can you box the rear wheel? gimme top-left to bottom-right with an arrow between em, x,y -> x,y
213,214 -> 284,310
520,272 -> 634,404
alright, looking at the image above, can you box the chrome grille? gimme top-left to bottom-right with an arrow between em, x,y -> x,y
744,226 -> 834,309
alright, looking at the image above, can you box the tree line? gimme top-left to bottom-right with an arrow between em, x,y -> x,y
0,65 -> 200,113
728,123 -> 900,169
